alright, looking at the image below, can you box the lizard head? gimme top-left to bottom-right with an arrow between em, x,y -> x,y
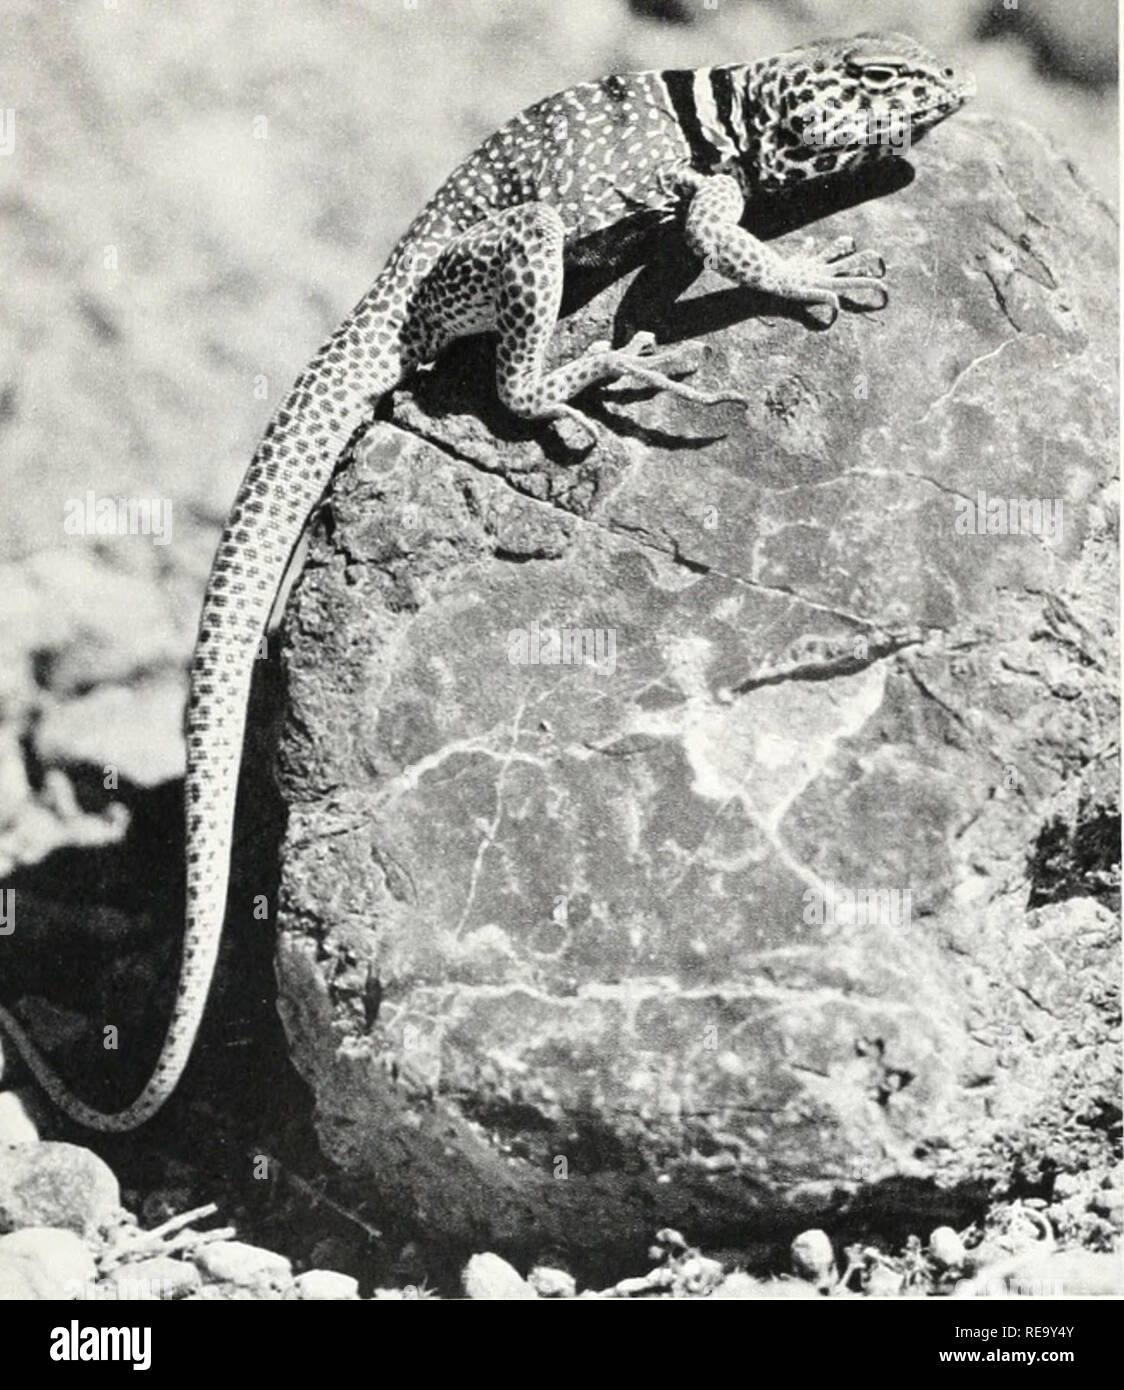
751,32 -> 975,192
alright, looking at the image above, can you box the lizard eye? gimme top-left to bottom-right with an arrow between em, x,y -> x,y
857,64 -> 901,89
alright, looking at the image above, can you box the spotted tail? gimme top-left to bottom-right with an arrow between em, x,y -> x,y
0,293 -> 411,1130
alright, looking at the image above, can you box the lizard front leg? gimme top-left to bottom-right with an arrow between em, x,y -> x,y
405,202 -> 744,443
683,173 -> 887,323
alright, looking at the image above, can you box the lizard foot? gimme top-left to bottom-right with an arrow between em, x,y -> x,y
792,237 -> 887,306
803,234 -> 886,277
608,331 -> 748,408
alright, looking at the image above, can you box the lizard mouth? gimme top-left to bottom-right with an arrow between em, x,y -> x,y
808,83 -> 975,158
922,72 -> 976,118
847,89 -> 975,150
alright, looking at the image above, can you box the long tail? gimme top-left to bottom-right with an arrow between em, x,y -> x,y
0,290 -> 410,1130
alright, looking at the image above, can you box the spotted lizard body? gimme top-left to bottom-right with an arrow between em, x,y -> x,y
0,32 -> 972,1129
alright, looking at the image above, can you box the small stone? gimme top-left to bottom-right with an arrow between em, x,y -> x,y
0,1141 -> 121,1238
675,1253 -> 724,1296
654,1228 -> 688,1253
462,1252 -> 538,1300
292,1269 -> 360,1300
0,1226 -> 95,1297
608,1266 -> 675,1297
194,1240 -> 293,1291
528,1265 -> 576,1298
790,1229 -> 836,1285
1052,1172 -> 1083,1201
118,1256 -> 202,1300
0,1090 -> 40,1144
865,1263 -> 905,1298
928,1226 -> 967,1269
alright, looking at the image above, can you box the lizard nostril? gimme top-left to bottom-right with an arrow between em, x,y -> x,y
943,67 -> 954,78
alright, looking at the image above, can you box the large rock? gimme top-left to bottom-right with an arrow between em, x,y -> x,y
272,114 -> 1118,1260
0,1142 -> 121,1238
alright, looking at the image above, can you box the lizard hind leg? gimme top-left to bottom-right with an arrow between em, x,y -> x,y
407,202 -> 744,445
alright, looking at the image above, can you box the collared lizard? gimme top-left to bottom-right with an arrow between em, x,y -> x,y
0,31 -> 973,1129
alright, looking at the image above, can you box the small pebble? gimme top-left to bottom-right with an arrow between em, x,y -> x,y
1052,1172 -> 1083,1201
462,1252 -> 538,1300
0,1090 -> 40,1144
119,1255 -> 203,1300
676,1253 -> 724,1296
928,1226 -> 967,1269
291,1269 -> 360,1301
195,1240 -> 293,1291
654,1228 -> 688,1253
608,1266 -> 675,1297
528,1265 -> 576,1298
790,1229 -> 836,1286
0,1226 -> 95,1297
0,1141 -> 121,1238
865,1263 -> 904,1298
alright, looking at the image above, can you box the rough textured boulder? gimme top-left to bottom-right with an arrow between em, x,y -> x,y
272,113 -> 1118,1262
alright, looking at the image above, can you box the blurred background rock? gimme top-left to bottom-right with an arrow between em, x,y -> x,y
0,0 -> 1116,863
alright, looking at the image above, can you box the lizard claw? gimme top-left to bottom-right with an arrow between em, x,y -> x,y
610,335 -> 747,408
622,330 -> 659,356
789,236 -> 888,308
788,245 -> 888,309
823,234 -> 858,262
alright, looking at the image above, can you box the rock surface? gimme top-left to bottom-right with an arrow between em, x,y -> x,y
289,1268 -> 360,1300
0,1142 -> 122,1239
0,1090 -> 40,1145
791,1229 -> 836,1286
462,1252 -> 539,1300
194,1239 -> 293,1293
0,1226 -> 95,1299
269,114 -> 1117,1260
113,1255 -> 203,1300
